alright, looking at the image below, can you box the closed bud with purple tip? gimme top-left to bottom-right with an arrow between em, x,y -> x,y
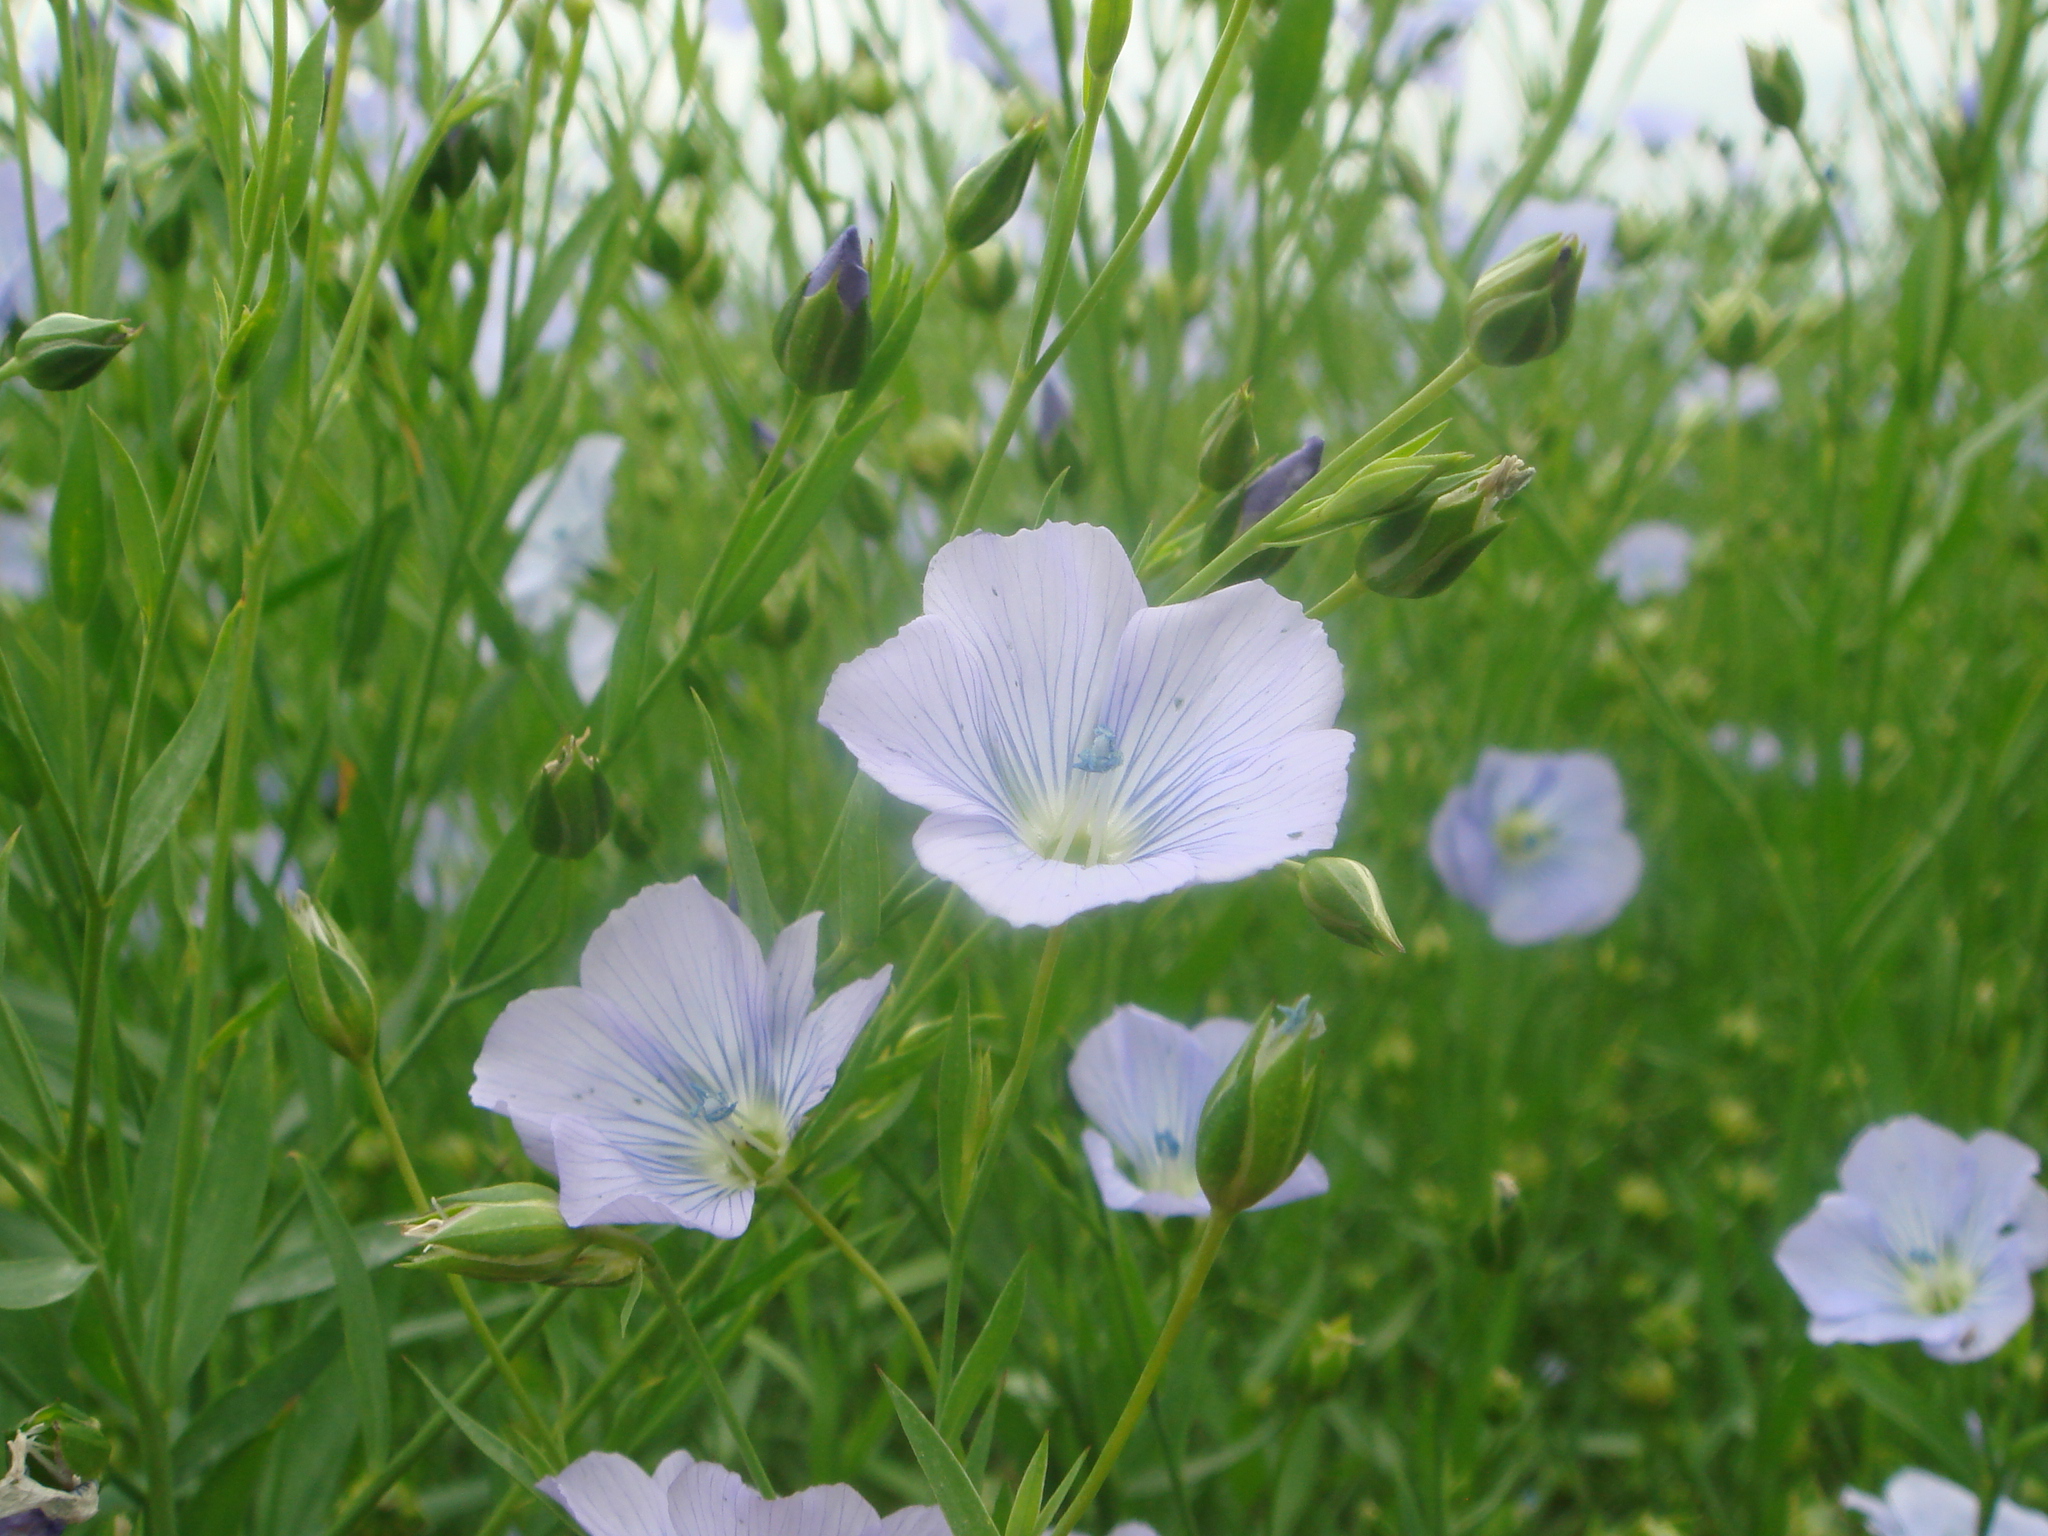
1466,234 -> 1585,367
771,228 -> 872,395
1201,435 -> 1323,582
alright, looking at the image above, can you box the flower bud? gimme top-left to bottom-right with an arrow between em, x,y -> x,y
1086,0 -> 1132,82
139,180 -> 194,273
1765,199 -> 1827,264
944,119 -> 1048,252
772,227 -> 872,396
1744,40 -> 1804,133
1693,287 -> 1781,370
780,73 -> 842,140
1358,455 -> 1532,599
843,42 -> 896,115
400,1184 -> 642,1287
1465,234 -> 1585,367
1612,208 -> 1667,267
1387,144 -> 1432,204
1201,435 -> 1322,582
524,732 -> 614,860
562,0 -> 593,27
953,242 -> 1020,313
330,0 -> 384,24
0,717 -> 41,808
1469,1171 -> 1524,1272
1197,997 -> 1325,1215
1196,382 -> 1258,492
662,123 -> 713,180
1298,857 -> 1403,953
902,415 -> 977,497
8,313 -> 139,391
838,467 -> 896,539
21,1406 -> 108,1487
285,892 -> 379,1063
418,122 -> 485,207
1267,452 -> 1460,546
1032,380 -> 1087,492
642,198 -> 710,288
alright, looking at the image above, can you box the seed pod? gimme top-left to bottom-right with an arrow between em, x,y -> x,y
1197,997 -> 1325,1215
771,228 -> 872,396
1298,857 -> 1403,952
1196,382 -> 1258,492
943,119 -> 1048,252
285,891 -> 379,1063
843,42 -> 896,114
1465,234 -> 1586,368
1744,40 -> 1804,133
1086,0 -> 1133,81
9,313 -> 139,391
401,1184 -> 643,1287
524,733 -> 614,860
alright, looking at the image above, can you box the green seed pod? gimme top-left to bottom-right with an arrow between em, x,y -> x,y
1196,382 -> 1259,492
944,118 -> 1048,252
771,228 -> 872,396
401,1184 -> 643,1287
1765,199 -> 1827,264
1744,40 -> 1804,133
0,717 -> 42,807
285,891 -> 380,1063
9,313 -> 139,391
1197,997 -> 1326,1215
843,42 -> 896,115
1358,455 -> 1533,599
525,733 -> 615,860
902,415 -> 977,497
1465,233 -> 1586,368
953,242 -> 1021,313
642,199 -> 709,287
481,103 -> 521,181
1298,857 -> 1403,953
1693,287 -> 1782,370
838,467 -> 896,539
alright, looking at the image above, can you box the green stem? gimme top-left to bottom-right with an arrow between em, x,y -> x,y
1048,1212 -> 1234,1536
780,1178 -> 940,1393
643,1251 -> 776,1495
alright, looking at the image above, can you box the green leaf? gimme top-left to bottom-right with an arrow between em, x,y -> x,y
834,775 -> 881,955
280,24 -> 330,228
0,833 -> 62,1151
0,1256 -> 96,1309
89,169 -> 133,314
293,1152 -> 392,1468
172,1033 -> 275,1386
1249,0 -> 1335,169
406,1358 -> 539,1488
938,1000 -> 976,1235
938,1249 -> 1029,1440
117,603 -> 245,890
334,736 -> 396,930
1001,1436 -> 1050,1536
48,415 -> 106,624
598,576 -> 659,752
882,1374 -> 1001,1536
90,409 -> 164,617
463,551 -> 530,666
1835,1348 -> 1975,1479
692,692 -> 781,949
173,1314 -> 342,1492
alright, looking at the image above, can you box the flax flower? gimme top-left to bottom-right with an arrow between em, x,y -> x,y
1597,521 -> 1694,604
1775,1115 -> 2048,1363
471,878 -> 891,1238
540,1449 -> 947,1536
1843,1469 -> 2048,1536
819,522 -> 1353,927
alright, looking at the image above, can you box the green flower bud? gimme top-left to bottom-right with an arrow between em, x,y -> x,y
1265,452 -> 1461,546
1612,208 -> 1667,267
417,122 -> 485,208
1744,40 -> 1804,133
22,1404 -> 109,1485
216,229 -> 290,396
843,42 -> 896,115
772,228 -> 872,396
1298,857 -> 1403,953
953,242 -> 1021,313
683,249 -> 726,308
1693,287 -> 1782,371
524,732 -> 614,860
1197,997 -> 1325,1215
513,1 -> 558,68
481,103 -> 521,181
1465,234 -> 1586,368
1196,382 -> 1259,492
138,180 -> 194,272
1765,199 -> 1827,264
744,559 -> 814,649
662,123 -> 713,180
642,199 -> 709,288
1085,0 -> 1132,82
562,0 -> 593,28
902,415 -> 977,497
400,1184 -> 642,1287
780,73 -> 842,140
838,468 -> 896,539
1358,455 -> 1533,599
1387,144 -> 1432,204
7,313 -> 139,392
330,0 -> 385,26
1296,1315 -> 1356,1397
944,119 -> 1048,252
285,892 -> 379,1063
0,717 -> 41,807
1469,1171 -> 1524,1272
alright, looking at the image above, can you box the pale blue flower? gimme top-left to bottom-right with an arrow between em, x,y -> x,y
567,603 -> 619,705
1596,521 -> 1694,604
471,878 -> 891,1238
540,1448 -> 947,1536
1069,1005 -> 1328,1217
1844,1469 -> 2048,1536
504,434 -> 625,630
1776,1115 -> 2048,1363
1620,102 -> 1697,153
1430,749 -> 1643,945
818,522 -> 1353,927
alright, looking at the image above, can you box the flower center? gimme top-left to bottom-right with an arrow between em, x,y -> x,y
1493,807 -> 1556,866
1018,728 -> 1140,867
1900,1247 -> 1976,1316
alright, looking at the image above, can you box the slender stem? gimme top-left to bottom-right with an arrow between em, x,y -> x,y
1048,1212 -> 1234,1536
0,0 -> 48,312
643,1252 -> 776,1495
780,1178 -> 940,1393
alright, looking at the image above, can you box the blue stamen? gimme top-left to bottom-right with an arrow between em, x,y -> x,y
1074,725 -> 1123,773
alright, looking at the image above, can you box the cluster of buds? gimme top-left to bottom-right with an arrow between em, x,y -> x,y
400,1184 -> 642,1287
525,732 -> 615,860
1197,997 -> 1326,1215
0,1413 -> 103,1530
1357,454 -> 1534,599
0,313 -> 139,391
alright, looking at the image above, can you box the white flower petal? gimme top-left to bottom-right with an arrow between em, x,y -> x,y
1878,1469 -> 1989,1536
568,603 -> 620,705
1082,1127 -> 1205,1216
875,1509 -> 952,1536
1248,1153 -> 1330,1211
746,1484 -> 881,1536
1069,1008 -> 1229,1206
910,812 -> 1181,928
540,1451 -> 679,1536
1487,832 -> 1643,945
1776,1192 -> 1918,1337
665,1460 -> 754,1532
1838,1117 -> 1974,1260
551,1113 -> 755,1236
779,968 -> 893,1127
1958,1130 -> 2047,1263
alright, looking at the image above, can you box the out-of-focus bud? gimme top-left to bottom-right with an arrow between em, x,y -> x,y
944,119 -> 1048,252
1296,1316 -> 1356,1397
772,227 -> 872,395
1032,379 -> 1087,492
1201,435 -> 1323,582
953,242 -> 1020,312
1693,287 -> 1781,370
480,103 -> 520,181
562,0 -> 592,27
0,718 -> 42,807
513,1 -> 558,68
744,559 -> 814,649
329,0 -> 385,26
1086,0 -> 1133,84
400,1184 -> 643,1287
524,732 -> 614,860
1358,454 -> 1533,599
996,89 -> 1038,140
1744,40 -> 1804,133
138,178 -> 193,272
285,892 -> 379,1063
6,313 -> 139,391
1612,209 -> 1667,267
1466,234 -> 1585,367
838,468 -> 896,539
417,123 -> 484,208
682,248 -> 726,308
1469,1171 -> 1524,1271
1298,857 -> 1403,953
843,42 -> 896,114
1196,382 -> 1258,492
21,1406 -> 109,1487
1197,997 -> 1325,1215
1765,199 -> 1827,264
611,796 -> 656,860
642,198 -> 709,287
903,415 -> 977,496
782,72 -> 841,139
662,123 -> 713,180
1387,144 -> 1432,204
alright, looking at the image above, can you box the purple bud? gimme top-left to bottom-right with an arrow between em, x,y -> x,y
750,418 -> 779,457
1035,379 -> 1071,445
1959,79 -> 1982,127
804,227 -> 870,311
1240,436 -> 1324,530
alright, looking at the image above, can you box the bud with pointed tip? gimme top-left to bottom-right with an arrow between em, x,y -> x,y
953,242 -> 1020,312
1196,383 -> 1258,492
1744,41 -> 1804,133
1466,234 -> 1585,367
772,227 -> 872,395
1612,208 -> 1667,267
844,42 -> 896,114
1359,455 -> 1533,599
1298,857 -> 1403,953
6,313 -> 139,391
524,733 -> 614,860
1297,1316 -> 1355,1397
285,892 -> 379,1063
1201,435 -> 1323,582
1197,997 -> 1325,1215
1693,287 -> 1782,370
903,415 -> 977,496
945,119 -> 1048,252
400,1184 -> 643,1287
1765,199 -> 1827,264
1086,0 -> 1132,83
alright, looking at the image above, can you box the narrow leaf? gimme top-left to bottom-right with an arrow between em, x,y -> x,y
1249,0 -> 1335,169
406,1359 -> 539,1488
598,575 -> 658,752
938,1000 -> 975,1235
692,692 -> 780,948
883,1374 -> 1001,1536
1001,1437 -> 1050,1536
939,1250 -> 1029,1440
48,417 -> 106,623
0,1256 -> 96,1309
835,775 -> 881,955
0,833 -> 62,1150
90,409 -> 165,616
172,1033 -> 275,1386
293,1152 -> 392,1467
118,603 -> 245,889
172,1314 -> 342,1490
